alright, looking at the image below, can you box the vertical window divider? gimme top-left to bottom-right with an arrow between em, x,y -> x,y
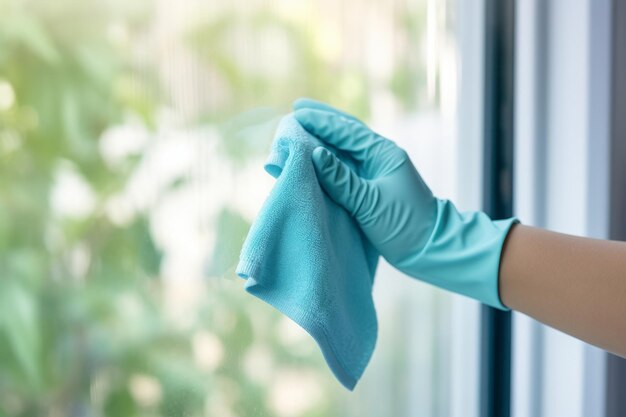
606,0 -> 626,415
480,1 -> 516,417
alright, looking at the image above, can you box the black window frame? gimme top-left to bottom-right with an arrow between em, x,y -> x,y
480,1 -> 516,416
606,0 -> 626,415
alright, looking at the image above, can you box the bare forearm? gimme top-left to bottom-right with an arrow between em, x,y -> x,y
500,224 -> 626,357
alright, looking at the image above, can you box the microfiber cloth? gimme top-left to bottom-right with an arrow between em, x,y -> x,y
236,114 -> 379,390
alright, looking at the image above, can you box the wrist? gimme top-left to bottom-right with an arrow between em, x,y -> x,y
396,199 -> 518,309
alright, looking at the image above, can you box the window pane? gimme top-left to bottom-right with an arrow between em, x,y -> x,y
0,0 -> 475,416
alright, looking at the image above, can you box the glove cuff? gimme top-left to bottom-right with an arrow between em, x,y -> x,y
398,199 -> 519,310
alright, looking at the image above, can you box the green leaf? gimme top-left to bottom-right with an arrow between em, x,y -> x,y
0,280 -> 41,389
131,216 -> 162,277
104,386 -> 137,417
9,16 -> 61,65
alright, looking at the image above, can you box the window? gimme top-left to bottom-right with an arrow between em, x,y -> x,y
0,0 -> 484,416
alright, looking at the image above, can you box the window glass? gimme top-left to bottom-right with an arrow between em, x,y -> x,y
0,0 -> 467,416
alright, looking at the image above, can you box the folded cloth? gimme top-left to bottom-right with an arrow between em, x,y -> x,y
236,114 -> 379,390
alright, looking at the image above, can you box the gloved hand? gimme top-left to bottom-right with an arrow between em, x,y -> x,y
293,98 -> 518,309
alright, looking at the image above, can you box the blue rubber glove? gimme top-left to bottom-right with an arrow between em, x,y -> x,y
293,98 -> 518,309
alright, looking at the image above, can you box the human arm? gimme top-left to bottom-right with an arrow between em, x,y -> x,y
294,98 -> 626,358
500,224 -> 626,357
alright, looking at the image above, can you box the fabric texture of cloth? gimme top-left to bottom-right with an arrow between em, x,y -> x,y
236,114 -> 379,390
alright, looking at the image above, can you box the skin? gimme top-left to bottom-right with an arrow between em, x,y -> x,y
499,224 -> 626,357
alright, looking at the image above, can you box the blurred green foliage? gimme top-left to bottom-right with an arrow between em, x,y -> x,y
0,0 -> 184,415
0,0 -> 432,416
186,10 -> 371,122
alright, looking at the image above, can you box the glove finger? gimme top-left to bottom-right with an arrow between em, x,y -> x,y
292,98 -> 363,124
312,147 -> 371,219
296,108 -> 403,178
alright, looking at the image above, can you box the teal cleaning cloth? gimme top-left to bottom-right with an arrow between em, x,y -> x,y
236,114 -> 379,390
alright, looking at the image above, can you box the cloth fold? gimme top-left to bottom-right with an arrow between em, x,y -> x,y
236,114 -> 379,389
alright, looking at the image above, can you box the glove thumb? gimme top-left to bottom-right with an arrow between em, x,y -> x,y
312,147 -> 370,219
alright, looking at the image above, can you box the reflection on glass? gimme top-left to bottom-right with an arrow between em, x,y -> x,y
0,0 -> 459,415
